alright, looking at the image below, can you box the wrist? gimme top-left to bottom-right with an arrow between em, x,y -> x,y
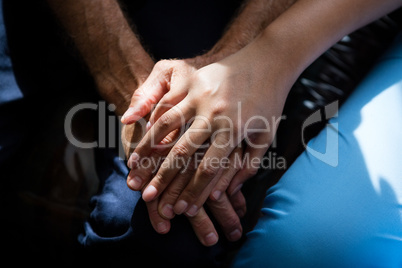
94,62 -> 152,116
199,44 -> 242,66
241,28 -> 304,95
257,27 -> 309,78
91,39 -> 154,115
186,54 -> 218,69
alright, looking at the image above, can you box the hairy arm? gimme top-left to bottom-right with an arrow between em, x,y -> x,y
203,0 -> 296,63
46,0 -> 154,115
188,0 -> 297,67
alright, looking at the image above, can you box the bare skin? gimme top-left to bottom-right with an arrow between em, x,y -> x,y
122,0 -> 402,238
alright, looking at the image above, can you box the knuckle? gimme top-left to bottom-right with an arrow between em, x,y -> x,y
216,176 -> 231,191
183,188 -> 199,202
164,187 -> 182,201
222,214 -> 240,230
152,146 -> 170,157
172,143 -> 191,158
148,208 -> 159,220
155,59 -> 170,69
192,216 -> 211,231
158,113 -> 173,130
159,94 -> 173,106
182,158 -> 197,173
211,101 -> 229,116
213,134 -> 231,147
199,164 -> 219,179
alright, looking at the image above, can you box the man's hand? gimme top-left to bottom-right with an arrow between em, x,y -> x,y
122,115 -> 246,246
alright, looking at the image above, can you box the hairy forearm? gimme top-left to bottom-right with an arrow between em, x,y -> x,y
47,0 -> 154,115
200,0 -> 296,64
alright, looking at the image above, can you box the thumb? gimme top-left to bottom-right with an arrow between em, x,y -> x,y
121,66 -> 171,124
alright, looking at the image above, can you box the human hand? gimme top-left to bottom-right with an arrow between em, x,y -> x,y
122,57 -> 248,204
121,58 -> 247,245
124,123 -> 245,246
142,153 -> 246,246
122,35 -> 295,217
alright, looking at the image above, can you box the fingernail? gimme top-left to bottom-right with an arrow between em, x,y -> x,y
143,185 -> 158,202
128,176 -> 142,190
127,152 -> 140,169
161,204 -> 175,219
121,107 -> 136,123
205,232 -> 218,246
230,184 -> 243,196
212,190 -> 222,200
157,222 -> 169,234
229,229 -> 242,241
174,200 -> 188,215
146,121 -> 152,131
185,205 -> 198,217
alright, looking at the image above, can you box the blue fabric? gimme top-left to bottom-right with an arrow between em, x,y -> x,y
78,148 -> 230,267
0,0 -> 24,165
0,0 -> 22,106
232,34 -> 402,268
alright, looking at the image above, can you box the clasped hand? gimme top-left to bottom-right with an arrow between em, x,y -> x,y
121,39 -> 291,246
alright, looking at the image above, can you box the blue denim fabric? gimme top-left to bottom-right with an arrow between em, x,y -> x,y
0,0 -> 24,164
78,148 -> 230,267
0,0 -> 22,106
232,34 -> 402,268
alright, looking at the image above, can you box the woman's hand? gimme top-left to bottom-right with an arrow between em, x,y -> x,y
121,58 -> 247,245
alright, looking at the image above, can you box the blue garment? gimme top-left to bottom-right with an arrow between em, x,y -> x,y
78,148 -> 231,267
0,1 -> 22,106
231,34 -> 402,268
0,0 -> 24,164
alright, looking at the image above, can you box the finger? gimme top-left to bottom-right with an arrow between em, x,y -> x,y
142,119 -> 211,202
121,119 -> 148,159
131,101 -> 192,168
121,63 -> 172,124
174,132 -> 236,215
127,129 -> 180,191
148,90 -> 188,127
184,158 -> 225,217
146,198 -> 171,234
228,134 -> 270,196
229,190 -> 247,218
187,207 -> 219,247
209,145 -> 243,201
206,193 -> 243,242
157,155 -> 198,219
